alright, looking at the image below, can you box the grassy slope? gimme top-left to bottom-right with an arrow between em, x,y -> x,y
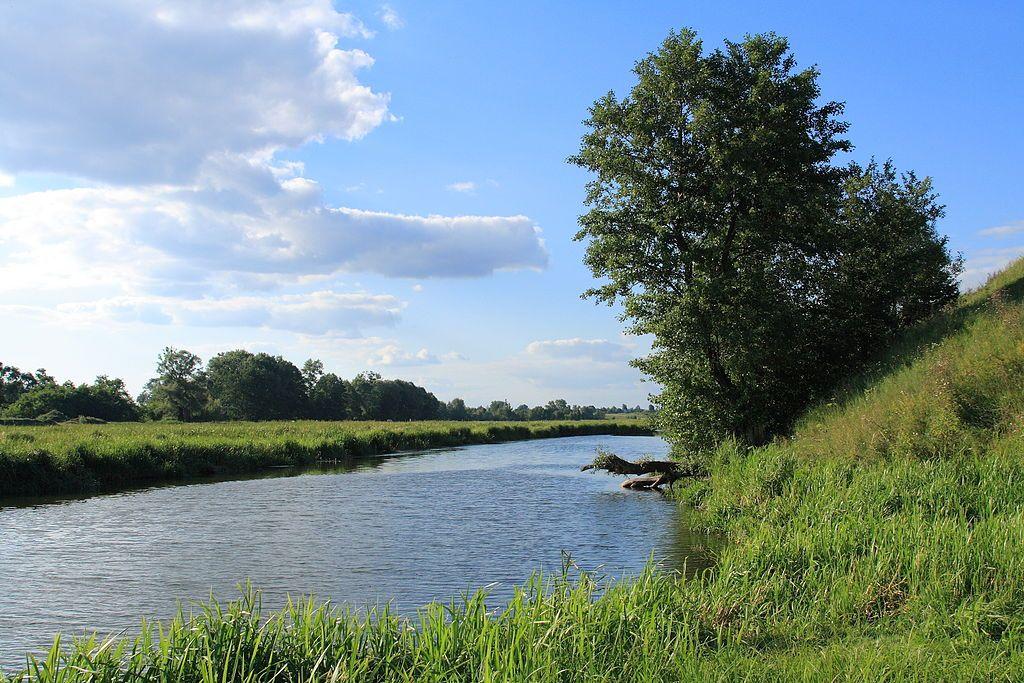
0,418 -> 651,499
666,257 -> 1024,678
5,261 -> 1024,680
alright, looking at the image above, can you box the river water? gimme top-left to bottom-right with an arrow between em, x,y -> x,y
0,434 -> 714,669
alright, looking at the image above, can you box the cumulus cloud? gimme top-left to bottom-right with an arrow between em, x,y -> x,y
378,4 -> 405,30
309,209 -> 546,278
525,338 -> 635,363
446,179 -> 501,193
0,0 -> 548,350
961,246 -> 1024,289
383,338 -> 653,405
0,162 -> 548,295
0,2 -> 546,294
961,221 -> 1024,289
369,344 -> 439,366
979,221 -> 1024,238
0,0 -> 388,184
0,291 -> 401,336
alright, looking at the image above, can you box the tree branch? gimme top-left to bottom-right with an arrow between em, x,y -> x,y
718,196 -> 747,278
581,449 -> 706,491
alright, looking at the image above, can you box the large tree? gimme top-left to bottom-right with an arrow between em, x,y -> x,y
348,372 -> 441,421
446,398 -> 468,420
307,371 -> 351,420
140,347 -> 208,421
819,160 -> 963,370
206,350 -> 306,421
571,30 -> 960,451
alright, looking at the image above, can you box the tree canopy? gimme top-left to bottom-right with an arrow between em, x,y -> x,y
1,363 -> 55,409
206,350 -> 308,421
2,349 -> 635,425
3,375 -> 139,422
571,30 -> 961,451
139,348 -> 207,422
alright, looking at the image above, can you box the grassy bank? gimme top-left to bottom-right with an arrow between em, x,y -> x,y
8,567 -> 1007,683
7,260 -> 1024,681
659,257 -> 1024,677
0,418 -> 652,499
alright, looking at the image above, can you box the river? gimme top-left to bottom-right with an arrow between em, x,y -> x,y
0,434 -> 714,669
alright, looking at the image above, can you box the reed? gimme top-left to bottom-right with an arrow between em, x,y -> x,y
0,418 -> 652,498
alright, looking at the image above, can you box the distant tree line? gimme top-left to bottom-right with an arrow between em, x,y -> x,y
1,350 -> 638,423
0,365 -> 140,422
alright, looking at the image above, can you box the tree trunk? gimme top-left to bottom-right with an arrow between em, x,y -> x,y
581,450 -> 706,491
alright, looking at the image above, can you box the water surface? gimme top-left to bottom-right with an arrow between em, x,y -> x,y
0,435 -> 713,668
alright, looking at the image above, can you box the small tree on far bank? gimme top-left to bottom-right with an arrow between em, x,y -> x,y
140,347 -> 208,421
5,376 -> 139,421
0,363 -> 55,409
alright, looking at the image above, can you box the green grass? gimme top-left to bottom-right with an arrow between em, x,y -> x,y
0,418 -> 652,499
7,260 -> 1024,681
3,567 -> 1019,682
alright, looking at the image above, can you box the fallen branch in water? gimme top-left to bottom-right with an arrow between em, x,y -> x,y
581,448 -> 706,491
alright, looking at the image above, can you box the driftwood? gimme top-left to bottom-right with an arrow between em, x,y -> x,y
581,449 -> 706,491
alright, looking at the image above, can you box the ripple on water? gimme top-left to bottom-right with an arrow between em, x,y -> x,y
0,435 -> 715,669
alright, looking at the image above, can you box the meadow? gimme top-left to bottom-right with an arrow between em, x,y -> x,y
5,260 -> 1024,681
0,418 -> 651,499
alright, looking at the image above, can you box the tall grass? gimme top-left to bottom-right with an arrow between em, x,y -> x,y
658,258 -> 1024,677
0,419 -> 652,499
7,260 -> 1024,680
4,564 -> 1021,682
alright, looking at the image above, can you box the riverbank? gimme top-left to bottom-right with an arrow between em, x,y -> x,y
0,419 -> 652,499
7,261 -> 1024,680
1,562 -> 1013,682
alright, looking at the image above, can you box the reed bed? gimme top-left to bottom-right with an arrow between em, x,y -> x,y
3,556 -> 1021,682
0,419 -> 651,498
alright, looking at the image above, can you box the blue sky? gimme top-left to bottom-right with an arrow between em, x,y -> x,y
1,1 -> 1021,406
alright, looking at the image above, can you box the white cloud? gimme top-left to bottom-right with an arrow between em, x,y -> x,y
961,246 -> 1024,289
447,179 -> 500,194
0,164 -> 548,296
305,207 -> 547,278
150,2 -> 373,37
961,220 -> 1024,288
0,291 -> 402,337
0,0 -> 552,376
525,338 -> 635,363
369,344 -> 439,366
0,3 -> 547,302
979,221 -> 1024,238
412,284 -> 424,292
378,4 -> 405,30
0,0 -> 388,184
404,341 -> 654,405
